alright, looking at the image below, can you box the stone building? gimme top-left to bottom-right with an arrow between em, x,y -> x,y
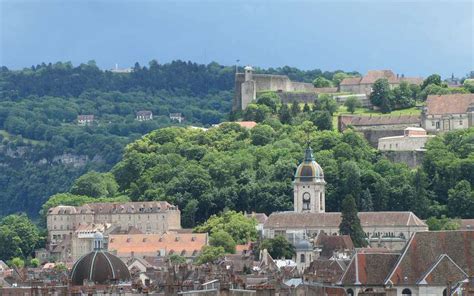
338,114 -> 421,147
108,232 -> 208,259
46,201 -> 181,256
340,230 -> 474,296
136,110 -> 153,121
233,66 -> 317,111
378,127 -> 434,151
263,147 -> 428,250
421,93 -> 474,132
339,70 -> 423,95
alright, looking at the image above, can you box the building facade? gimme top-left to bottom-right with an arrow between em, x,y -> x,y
233,66 -> 316,111
136,110 -> 153,121
339,70 -> 423,95
263,148 -> 428,250
378,127 -> 435,151
421,93 -> 474,132
47,201 -> 181,248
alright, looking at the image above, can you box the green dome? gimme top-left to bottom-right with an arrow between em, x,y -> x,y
294,147 -> 324,182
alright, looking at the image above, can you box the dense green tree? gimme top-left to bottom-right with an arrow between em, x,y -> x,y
370,78 -> 392,113
339,195 -> 367,247
70,171 -> 118,198
0,215 -> 41,260
169,254 -> 186,264
257,92 -> 280,113
196,246 -> 225,264
303,103 -> 311,112
312,76 -> 333,88
392,81 -> 416,109
332,72 -> 350,88
422,74 -> 442,89
279,104 -> 292,124
250,124 -> 275,146
10,257 -> 25,268
290,101 -> 300,116
194,211 -> 257,244
344,96 -> 361,113
182,199 -> 199,228
260,235 -> 295,259
312,111 -> 333,131
425,216 -> 460,230
447,180 -> 474,218
209,230 -> 236,253
30,258 -> 40,267
315,94 -> 338,115
360,189 -> 373,211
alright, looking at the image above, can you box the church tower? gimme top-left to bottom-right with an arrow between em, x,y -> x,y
293,147 -> 326,213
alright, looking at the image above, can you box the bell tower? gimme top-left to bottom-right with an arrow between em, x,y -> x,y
293,147 -> 326,213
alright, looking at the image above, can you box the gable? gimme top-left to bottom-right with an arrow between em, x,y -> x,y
418,254 -> 467,285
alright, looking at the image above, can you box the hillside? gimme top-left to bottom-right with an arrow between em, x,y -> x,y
0,61 -> 349,217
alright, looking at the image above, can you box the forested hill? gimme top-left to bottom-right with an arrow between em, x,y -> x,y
0,60 -> 351,217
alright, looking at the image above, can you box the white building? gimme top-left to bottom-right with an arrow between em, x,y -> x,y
378,127 -> 435,151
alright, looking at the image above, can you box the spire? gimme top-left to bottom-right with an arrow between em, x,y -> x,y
304,146 -> 314,162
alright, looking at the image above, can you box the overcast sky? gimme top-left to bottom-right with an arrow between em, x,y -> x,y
1,0 -> 473,78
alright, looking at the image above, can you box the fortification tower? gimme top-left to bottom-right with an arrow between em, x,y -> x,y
293,147 -> 326,213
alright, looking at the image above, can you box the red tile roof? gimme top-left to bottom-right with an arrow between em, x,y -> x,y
340,77 -> 362,86
425,94 -> 474,115
314,232 -> 354,259
386,231 -> 474,285
360,70 -> 398,84
341,251 -> 399,285
108,232 -> 208,258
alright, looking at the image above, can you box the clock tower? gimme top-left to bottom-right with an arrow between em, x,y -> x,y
293,147 -> 326,213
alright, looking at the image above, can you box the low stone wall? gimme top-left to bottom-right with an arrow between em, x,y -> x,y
381,150 -> 425,168
277,92 -> 317,104
361,129 -> 406,147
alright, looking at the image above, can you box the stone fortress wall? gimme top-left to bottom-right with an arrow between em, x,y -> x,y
233,66 -> 320,111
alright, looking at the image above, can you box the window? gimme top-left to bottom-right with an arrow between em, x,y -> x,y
302,192 -> 310,210
402,288 -> 412,295
320,193 -> 323,211
436,122 -> 440,129
431,121 -> 435,126
300,254 -> 305,263
459,120 -> 463,125
347,289 -> 354,296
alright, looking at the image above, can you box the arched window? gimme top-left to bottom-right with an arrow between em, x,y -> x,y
347,288 -> 354,296
402,288 -> 412,295
302,192 -> 310,210
443,289 -> 447,296
300,254 -> 305,263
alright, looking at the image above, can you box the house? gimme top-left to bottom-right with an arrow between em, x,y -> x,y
314,232 -> 354,259
337,231 -> 474,296
421,93 -> 474,132
339,70 -> 423,95
378,127 -> 435,151
77,115 -> 94,126
107,232 -> 208,259
136,110 -> 153,121
340,250 -> 400,295
169,113 -> 184,123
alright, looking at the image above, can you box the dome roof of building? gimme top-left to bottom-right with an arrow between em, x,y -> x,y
294,239 -> 313,251
294,147 -> 324,183
70,250 -> 130,286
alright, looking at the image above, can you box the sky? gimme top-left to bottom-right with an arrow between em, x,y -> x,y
1,0 -> 473,78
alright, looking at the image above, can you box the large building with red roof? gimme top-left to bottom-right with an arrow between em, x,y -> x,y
422,93 -> 474,132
